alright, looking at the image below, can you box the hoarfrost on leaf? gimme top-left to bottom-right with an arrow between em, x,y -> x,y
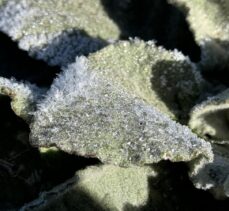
169,0 -> 229,42
189,89 -> 229,198
0,0 -> 228,208
189,89 -> 229,141
30,41 -> 213,188
191,145 -> 229,199
0,0 -> 119,66
0,77 -> 44,121
169,0 -> 229,78
87,39 -> 205,121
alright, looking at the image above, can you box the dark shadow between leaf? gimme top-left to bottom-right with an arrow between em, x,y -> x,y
32,185 -> 107,211
124,161 -> 229,211
0,32 -> 59,87
150,60 -> 202,122
101,0 -> 201,62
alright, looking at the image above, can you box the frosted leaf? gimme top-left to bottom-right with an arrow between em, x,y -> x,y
169,0 -> 229,76
87,39 -> 205,121
189,89 -> 229,198
189,89 -> 229,141
0,0 -> 119,66
169,0 -> 229,43
24,30 -> 107,67
0,77 -> 44,121
191,145 -> 229,199
20,165 -> 155,211
30,42 -> 212,176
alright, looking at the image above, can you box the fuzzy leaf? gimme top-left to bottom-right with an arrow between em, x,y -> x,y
0,77 -> 44,121
0,0 -> 119,66
30,41 -> 212,180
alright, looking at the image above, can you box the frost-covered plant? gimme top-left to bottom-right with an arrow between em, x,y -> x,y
190,89 -> 229,141
30,42 -> 213,190
0,77 -> 44,121
191,144 -> 229,199
169,0 -> 229,42
170,0 -> 229,77
189,89 -> 229,198
0,0 -> 119,66
1,0 -> 229,209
